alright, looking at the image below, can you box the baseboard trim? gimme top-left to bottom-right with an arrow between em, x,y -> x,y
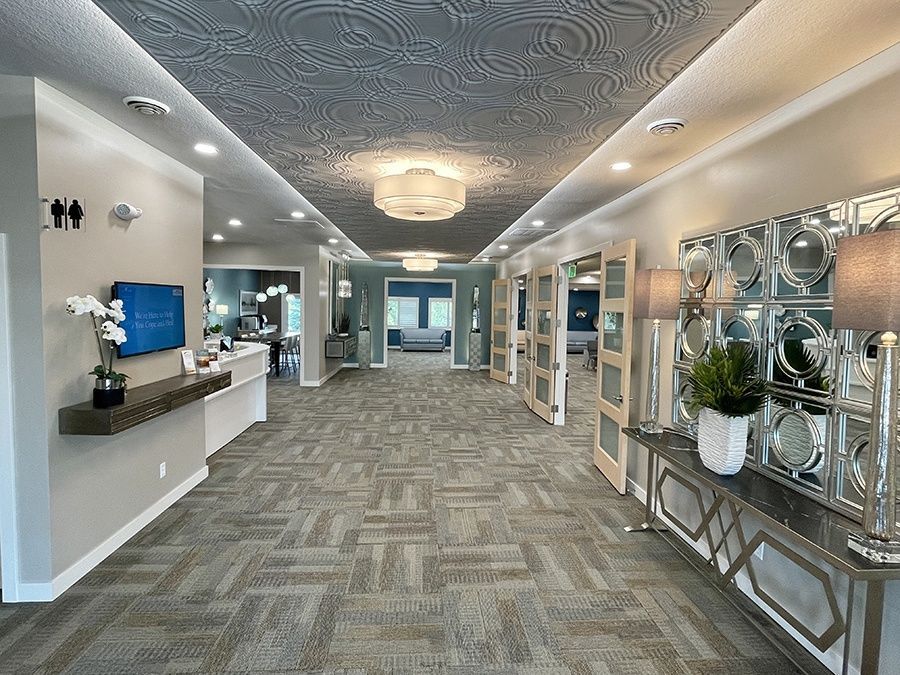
300,367 -> 344,387
450,364 -> 490,370
626,475 -> 647,503
46,465 -> 209,601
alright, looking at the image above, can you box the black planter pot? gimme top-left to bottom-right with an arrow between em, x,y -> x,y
93,378 -> 125,408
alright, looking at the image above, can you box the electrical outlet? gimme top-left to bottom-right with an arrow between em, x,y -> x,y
159,462 -> 166,479
754,542 -> 765,561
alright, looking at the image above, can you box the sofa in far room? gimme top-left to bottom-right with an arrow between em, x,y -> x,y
400,328 -> 446,351
566,330 -> 598,353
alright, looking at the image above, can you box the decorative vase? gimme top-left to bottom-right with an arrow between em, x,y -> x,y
697,408 -> 747,475
93,378 -> 125,408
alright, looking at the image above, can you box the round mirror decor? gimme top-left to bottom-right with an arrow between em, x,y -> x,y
680,313 -> 710,360
770,407 -> 824,472
574,307 -> 588,320
683,245 -> 713,293
779,224 -> 834,288
724,237 -> 763,291
866,205 -> 900,233
774,316 -> 829,380
719,314 -> 759,349
677,379 -> 698,422
848,432 -> 900,501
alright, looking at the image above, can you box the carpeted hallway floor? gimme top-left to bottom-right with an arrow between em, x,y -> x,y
0,351 -> 799,673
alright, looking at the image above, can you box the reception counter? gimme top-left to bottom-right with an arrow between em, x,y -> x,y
204,341 -> 268,457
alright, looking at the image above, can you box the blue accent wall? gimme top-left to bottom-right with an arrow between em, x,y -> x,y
568,289 -> 599,330
345,261 -> 496,366
386,280 -> 453,347
203,267 -> 261,335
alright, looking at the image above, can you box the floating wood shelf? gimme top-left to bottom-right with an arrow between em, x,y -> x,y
58,371 -> 231,436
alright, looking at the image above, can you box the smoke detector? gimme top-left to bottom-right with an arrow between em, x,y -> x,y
122,96 -> 170,116
647,118 -> 687,136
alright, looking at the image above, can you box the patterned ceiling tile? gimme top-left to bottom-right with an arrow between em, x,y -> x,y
96,0 -> 756,261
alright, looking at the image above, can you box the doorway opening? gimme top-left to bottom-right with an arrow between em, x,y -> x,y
560,255 -> 603,435
383,277 -> 456,372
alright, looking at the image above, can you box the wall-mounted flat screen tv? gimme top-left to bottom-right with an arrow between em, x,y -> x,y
112,281 -> 186,358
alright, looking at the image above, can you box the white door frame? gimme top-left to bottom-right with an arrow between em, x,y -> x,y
203,264 -> 305,382
382,277 -> 457,368
0,234 -> 21,598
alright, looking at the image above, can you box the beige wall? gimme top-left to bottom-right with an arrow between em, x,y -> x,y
499,45 -> 900,670
34,81 -> 206,576
0,76 -> 53,585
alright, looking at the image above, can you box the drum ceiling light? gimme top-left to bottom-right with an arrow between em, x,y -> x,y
402,256 -> 439,272
374,168 -> 465,221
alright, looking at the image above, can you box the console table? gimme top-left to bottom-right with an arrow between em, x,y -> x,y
325,334 -> 357,359
625,427 -> 900,675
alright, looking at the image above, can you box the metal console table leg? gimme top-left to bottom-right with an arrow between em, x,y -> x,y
625,445 -> 668,532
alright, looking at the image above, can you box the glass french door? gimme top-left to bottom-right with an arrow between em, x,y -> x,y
522,271 -> 533,407
529,265 -> 560,423
490,280 -> 512,383
595,239 -> 636,494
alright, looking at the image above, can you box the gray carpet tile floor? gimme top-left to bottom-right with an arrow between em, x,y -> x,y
0,350 -> 800,674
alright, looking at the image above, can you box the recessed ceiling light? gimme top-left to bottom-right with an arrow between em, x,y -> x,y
211,233 -> 224,241
481,257 -> 490,262
328,237 -> 339,244
531,220 -> 545,227
122,96 -> 170,116
228,218 -> 242,226
573,287 -> 580,291
499,244 -> 509,250
291,211 -> 305,219
611,161 -> 632,171
194,142 -> 218,155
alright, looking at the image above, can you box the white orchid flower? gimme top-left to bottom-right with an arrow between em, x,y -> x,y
107,299 -> 126,323
100,321 -> 127,345
66,295 -> 87,315
85,295 -> 108,318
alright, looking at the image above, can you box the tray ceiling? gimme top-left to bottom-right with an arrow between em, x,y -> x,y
95,0 -> 756,262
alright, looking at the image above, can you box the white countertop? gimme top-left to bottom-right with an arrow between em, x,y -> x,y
218,341 -> 270,362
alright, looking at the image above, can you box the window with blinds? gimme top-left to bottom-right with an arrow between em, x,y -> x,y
387,297 -> 419,328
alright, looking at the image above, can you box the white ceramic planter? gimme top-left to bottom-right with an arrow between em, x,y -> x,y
698,408 -> 748,476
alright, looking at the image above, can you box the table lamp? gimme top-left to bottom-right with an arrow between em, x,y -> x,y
833,229 -> 900,562
215,304 -> 229,316
634,267 -> 681,434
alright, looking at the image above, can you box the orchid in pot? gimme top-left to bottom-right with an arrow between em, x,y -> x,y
66,294 -> 129,408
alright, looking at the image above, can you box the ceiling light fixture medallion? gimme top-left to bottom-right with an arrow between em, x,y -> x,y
374,168 -> 465,222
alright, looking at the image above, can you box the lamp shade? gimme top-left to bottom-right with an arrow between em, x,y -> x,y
402,257 -> 438,272
833,230 -> 900,331
633,268 -> 681,320
215,304 -> 229,315
374,168 -> 465,221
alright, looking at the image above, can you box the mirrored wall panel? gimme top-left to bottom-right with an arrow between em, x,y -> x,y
675,186 -> 896,521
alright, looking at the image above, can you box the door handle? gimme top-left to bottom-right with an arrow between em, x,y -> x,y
613,395 -> 634,402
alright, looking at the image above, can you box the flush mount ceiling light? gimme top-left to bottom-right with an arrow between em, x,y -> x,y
211,233 -> 224,241
291,211 -> 305,219
402,255 -> 439,272
228,218 -> 242,226
611,161 -> 632,171
374,168 -> 465,221
647,118 -> 687,136
194,142 -> 218,155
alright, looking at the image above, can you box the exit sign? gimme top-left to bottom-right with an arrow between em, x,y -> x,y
567,264 -> 577,278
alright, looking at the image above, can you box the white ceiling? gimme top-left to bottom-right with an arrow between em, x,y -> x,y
0,0 -> 367,258
478,0 -> 900,261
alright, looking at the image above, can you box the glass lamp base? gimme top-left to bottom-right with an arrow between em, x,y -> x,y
639,420 -> 664,435
848,531 -> 900,564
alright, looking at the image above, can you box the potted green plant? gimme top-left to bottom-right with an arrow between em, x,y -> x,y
688,343 -> 769,475
207,322 -> 224,339
66,294 -> 130,408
